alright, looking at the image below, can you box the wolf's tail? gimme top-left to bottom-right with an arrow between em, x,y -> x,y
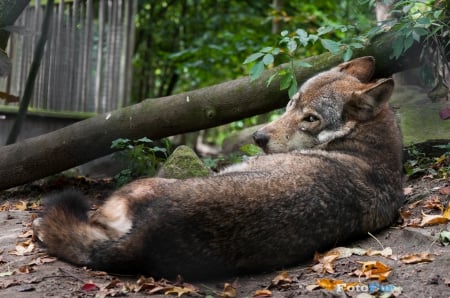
33,191 -> 106,266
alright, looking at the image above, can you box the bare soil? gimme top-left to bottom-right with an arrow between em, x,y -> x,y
0,174 -> 450,298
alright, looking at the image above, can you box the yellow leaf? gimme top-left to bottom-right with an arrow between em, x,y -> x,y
400,252 -> 435,264
253,289 -> 272,297
220,283 -> 237,298
316,278 -> 345,291
443,204 -> 450,219
164,286 -> 195,297
419,211 -> 450,226
15,201 -> 28,211
357,261 -> 392,282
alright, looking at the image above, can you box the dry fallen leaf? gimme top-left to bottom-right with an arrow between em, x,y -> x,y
16,265 -> 35,274
220,283 -> 237,298
81,282 -> 99,292
408,200 -> 422,209
312,250 -> 340,273
253,289 -> 272,297
0,203 -> 11,211
270,271 -> 292,287
14,201 -> 28,211
18,230 -> 34,238
164,286 -> 196,297
316,278 -> 345,291
355,261 -> 392,282
28,256 -> 57,266
313,279 -> 363,293
329,247 -> 367,258
403,187 -> 413,196
439,186 -> 450,195
366,247 -> 393,258
400,252 -> 435,264
9,239 -> 35,256
423,196 -> 443,211
419,211 -> 450,226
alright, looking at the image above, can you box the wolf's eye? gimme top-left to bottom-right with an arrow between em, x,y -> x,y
304,115 -> 319,122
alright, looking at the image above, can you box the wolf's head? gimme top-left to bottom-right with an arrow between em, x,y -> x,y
253,56 -> 394,154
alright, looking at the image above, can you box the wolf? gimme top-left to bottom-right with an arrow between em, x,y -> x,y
33,56 -> 403,280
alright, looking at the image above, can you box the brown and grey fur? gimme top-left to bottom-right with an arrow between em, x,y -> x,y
34,56 -> 403,280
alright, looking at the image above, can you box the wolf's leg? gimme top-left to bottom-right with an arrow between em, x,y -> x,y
89,178 -> 177,238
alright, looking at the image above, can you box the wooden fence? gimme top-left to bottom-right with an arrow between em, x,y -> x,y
0,0 -> 137,113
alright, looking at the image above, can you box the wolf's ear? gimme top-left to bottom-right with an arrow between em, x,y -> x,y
336,56 -> 375,83
344,78 -> 394,121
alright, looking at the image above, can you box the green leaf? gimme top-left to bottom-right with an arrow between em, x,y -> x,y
288,78 -> 298,99
243,52 -> 264,64
403,34 -> 414,52
416,17 -> 431,27
266,72 -> 279,87
350,42 -> 364,49
434,10 -> 443,19
320,39 -> 341,54
260,47 -> 273,53
111,138 -> 130,149
250,61 -> 265,81
280,73 -> 293,90
295,29 -> 308,45
280,30 -> 289,37
272,47 -> 281,55
343,47 -> 353,61
391,38 -> 404,59
137,137 -> 152,143
287,39 -> 298,53
295,61 -> 312,68
412,27 -> 428,37
317,26 -> 333,36
263,54 -> 274,65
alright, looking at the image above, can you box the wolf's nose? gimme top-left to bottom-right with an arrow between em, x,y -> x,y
253,131 -> 269,148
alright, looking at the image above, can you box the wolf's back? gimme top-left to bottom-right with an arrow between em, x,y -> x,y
35,191 -> 100,266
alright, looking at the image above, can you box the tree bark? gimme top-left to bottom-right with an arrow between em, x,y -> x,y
0,32 -> 422,190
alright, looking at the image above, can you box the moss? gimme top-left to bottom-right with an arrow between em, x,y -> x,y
158,145 -> 211,179
391,85 -> 450,145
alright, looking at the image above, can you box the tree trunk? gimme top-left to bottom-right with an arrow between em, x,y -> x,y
0,32 -> 422,190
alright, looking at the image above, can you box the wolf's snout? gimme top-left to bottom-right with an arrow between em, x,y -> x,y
253,131 -> 269,148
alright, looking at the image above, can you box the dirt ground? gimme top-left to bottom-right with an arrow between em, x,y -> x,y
0,174 -> 450,298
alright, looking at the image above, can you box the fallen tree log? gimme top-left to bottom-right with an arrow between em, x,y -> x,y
0,32 -> 422,190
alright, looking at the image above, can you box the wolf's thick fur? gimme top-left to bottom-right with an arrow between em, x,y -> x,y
34,57 -> 403,279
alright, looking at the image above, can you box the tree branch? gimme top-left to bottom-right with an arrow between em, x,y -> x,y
0,32 -> 422,190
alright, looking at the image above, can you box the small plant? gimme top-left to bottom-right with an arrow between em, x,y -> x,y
403,146 -> 435,177
111,137 -> 171,186
404,143 -> 450,178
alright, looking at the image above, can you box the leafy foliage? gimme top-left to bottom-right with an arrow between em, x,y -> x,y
111,137 -> 171,186
404,143 -> 450,178
245,0 -> 450,98
244,26 -> 365,98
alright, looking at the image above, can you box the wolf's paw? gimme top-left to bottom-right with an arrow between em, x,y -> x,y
32,217 -> 45,244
